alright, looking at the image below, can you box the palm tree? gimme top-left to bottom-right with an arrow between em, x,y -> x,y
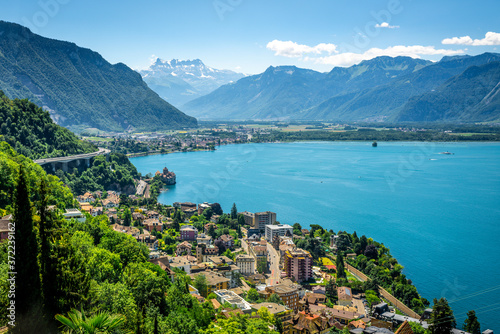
55,308 -> 128,334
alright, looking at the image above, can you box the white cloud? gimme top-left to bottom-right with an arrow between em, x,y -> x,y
375,22 -> 399,29
266,40 -> 338,58
316,45 -> 464,67
442,32 -> 500,46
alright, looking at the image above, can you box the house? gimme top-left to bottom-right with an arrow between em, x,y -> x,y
0,215 -> 12,241
208,255 -> 234,266
235,254 -> 255,275
146,210 -> 159,219
180,225 -> 198,241
79,202 -> 93,213
168,255 -> 197,274
299,292 -> 327,307
102,198 -> 118,209
63,209 -> 86,222
90,206 -> 103,217
214,289 -> 252,313
197,233 -> 212,245
189,271 -> 230,295
132,212 -> 145,223
77,192 -> 94,203
265,283 -> 300,311
143,218 -> 162,232
217,234 -> 234,249
312,286 -> 326,295
196,244 -> 219,263
284,305 -> 340,334
337,287 -> 353,306
251,302 -> 293,323
148,256 -> 175,282
176,241 -> 193,256
210,214 -> 220,223
204,223 -> 217,233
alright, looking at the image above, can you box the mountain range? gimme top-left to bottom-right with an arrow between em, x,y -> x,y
0,21 -> 197,132
183,53 -> 500,123
140,58 -> 244,107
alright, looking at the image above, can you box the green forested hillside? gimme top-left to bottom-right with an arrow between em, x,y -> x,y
0,91 -> 96,160
0,142 -> 223,333
0,21 -> 197,132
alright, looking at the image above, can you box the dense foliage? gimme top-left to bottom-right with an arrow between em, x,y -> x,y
0,21 -> 197,132
0,91 -> 96,159
0,143 -> 224,333
53,153 -> 139,195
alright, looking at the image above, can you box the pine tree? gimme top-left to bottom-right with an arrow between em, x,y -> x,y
463,310 -> 480,334
14,165 -> 41,315
430,298 -> 456,334
230,203 -> 237,219
336,251 -> 346,279
37,177 -> 58,314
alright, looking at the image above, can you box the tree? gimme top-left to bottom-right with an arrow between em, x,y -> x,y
335,252 -> 346,279
268,293 -> 282,305
247,288 -> 260,302
429,298 -> 456,334
257,259 -> 267,274
55,309 -> 126,333
292,223 -> 302,235
123,207 -> 132,226
37,177 -> 59,315
275,317 -> 284,334
14,165 -> 41,316
325,277 -> 337,302
208,224 -> 217,240
230,203 -> 238,219
211,203 -> 223,215
463,310 -> 480,334
364,245 -> 378,260
194,274 -> 209,297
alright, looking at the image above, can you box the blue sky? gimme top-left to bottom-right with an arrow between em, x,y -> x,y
2,0 -> 500,74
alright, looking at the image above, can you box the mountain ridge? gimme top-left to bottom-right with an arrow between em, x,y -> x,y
140,57 -> 244,107
0,20 -> 197,132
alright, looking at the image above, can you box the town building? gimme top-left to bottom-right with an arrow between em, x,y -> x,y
63,209 -> 86,222
254,211 -> 276,232
337,286 -> 353,306
147,256 -> 175,282
0,215 -> 12,241
90,206 -> 103,217
283,248 -> 313,282
235,254 -> 255,275
217,234 -> 235,249
251,302 -> 293,323
196,244 -> 219,263
248,240 -> 268,273
284,306 -> 340,334
143,218 -> 162,232
214,289 -> 253,313
168,255 -> 197,274
265,224 -> 293,243
265,284 -> 300,311
197,233 -> 212,245
176,241 -> 193,256
189,271 -> 230,295
180,225 -> 198,241
157,167 -> 176,185
239,211 -> 255,226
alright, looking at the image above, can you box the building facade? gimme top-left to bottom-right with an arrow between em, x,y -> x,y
284,248 -> 313,282
235,254 -> 256,275
254,211 -> 276,232
265,224 -> 293,243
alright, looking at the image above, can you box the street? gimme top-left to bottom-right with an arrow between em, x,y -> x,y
266,242 -> 281,285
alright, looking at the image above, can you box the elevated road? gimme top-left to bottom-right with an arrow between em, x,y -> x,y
34,148 -> 111,172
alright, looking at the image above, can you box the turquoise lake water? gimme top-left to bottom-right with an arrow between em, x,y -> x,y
131,142 -> 500,329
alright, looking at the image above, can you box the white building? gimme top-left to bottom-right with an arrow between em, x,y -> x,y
235,254 -> 255,275
265,224 -> 293,242
214,289 -> 253,313
63,209 -> 86,223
